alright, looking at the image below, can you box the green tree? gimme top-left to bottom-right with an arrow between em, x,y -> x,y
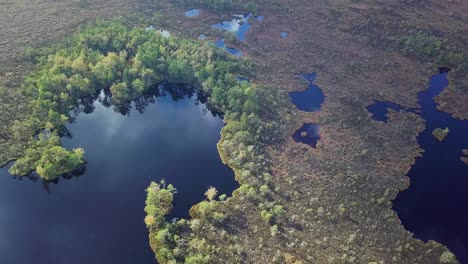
204,186 -> 218,201
35,146 -> 85,181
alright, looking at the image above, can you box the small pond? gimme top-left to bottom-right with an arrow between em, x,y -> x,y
215,39 -> 243,57
292,123 -> 321,147
289,73 -> 325,112
198,34 -> 207,40
185,9 -> 200,18
145,25 -> 155,32
367,72 -> 468,262
145,25 -> 170,39
236,76 -> 249,82
280,32 -> 289,38
212,14 -> 253,42
289,72 -> 325,148
0,83 -> 238,264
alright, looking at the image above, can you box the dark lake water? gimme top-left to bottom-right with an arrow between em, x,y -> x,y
292,123 -> 320,147
289,73 -> 325,148
366,101 -> 417,122
0,83 -> 238,264
367,72 -> 468,262
289,73 -> 325,112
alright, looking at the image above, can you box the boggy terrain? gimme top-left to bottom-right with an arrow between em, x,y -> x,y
0,0 -> 467,263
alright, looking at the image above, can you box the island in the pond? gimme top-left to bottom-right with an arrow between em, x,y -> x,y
0,0 -> 467,264
432,127 -> 450,142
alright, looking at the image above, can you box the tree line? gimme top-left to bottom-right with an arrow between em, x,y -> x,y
11,19 -> 285,192
10,18 -> 288,262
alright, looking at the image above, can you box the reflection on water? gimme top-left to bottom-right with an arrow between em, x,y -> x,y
212,14 -> 252,42
289,72 -> 325,112
367,72 -> 468,262
185,9 -> 200,17
0,83 -> 238,264
292,123 -> 320,147
198,34 -> 207,40
236,76 -> 249,82
289,72 -> 325,148
214,39 -> 243,57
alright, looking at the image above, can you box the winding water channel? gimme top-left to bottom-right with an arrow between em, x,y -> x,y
367,72 -> 468,262
291,71 -> 468,261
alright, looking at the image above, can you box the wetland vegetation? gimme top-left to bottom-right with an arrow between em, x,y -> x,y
0,14 -> 290,264
368,73 -> 468,262
0,0 -> 467,263
172,0 -> 258,13
4,19 -> 284,182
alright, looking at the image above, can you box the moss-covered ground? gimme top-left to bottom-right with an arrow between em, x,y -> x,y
0,0 -> 467,263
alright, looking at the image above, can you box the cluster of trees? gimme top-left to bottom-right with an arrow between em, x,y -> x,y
0,84 -> 38,168
391,30 -> 467,90
144,181 -> 182,263
354,16 -> 467,91
144,170 -> 290,263
145,182 -> 230,263
397,31 -> 467,73
9,133 -> 84,181
12,19 -> 285,182
14,18 -> 288,261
